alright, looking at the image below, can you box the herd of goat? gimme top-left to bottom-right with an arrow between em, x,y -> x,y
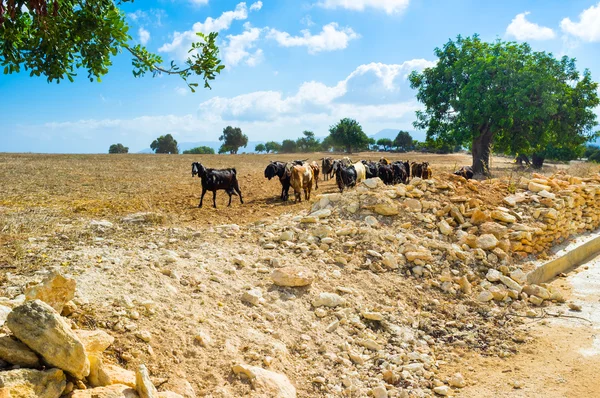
191,158 -> 474,208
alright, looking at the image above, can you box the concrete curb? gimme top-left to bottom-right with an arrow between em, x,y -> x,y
527,232 -> 600,285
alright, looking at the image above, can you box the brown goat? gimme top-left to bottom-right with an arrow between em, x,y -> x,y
309,161 -> 320,190
290,165 -> 313,202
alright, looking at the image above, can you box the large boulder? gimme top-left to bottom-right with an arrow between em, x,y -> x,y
232,364 -> 296,398
24,272 -> 76,313
6,300 -> 90,379
0,368 -> 66,398
271,267 -> 314,287
0,334 -> 40,367
71,384 -> 139,398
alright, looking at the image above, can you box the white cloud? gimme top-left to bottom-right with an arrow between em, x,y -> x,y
268,23 -> 359,54
301,15 -> 315,27
318,0 -> 410,14
223,26 -> 264,66
159,2 -> 262,59
138,28 -> 150,45
128,9 -> 166,27
560,2 -> 600,42
189,0 -> 209,5
175,87 -> 189,96
506,12 -> 556,41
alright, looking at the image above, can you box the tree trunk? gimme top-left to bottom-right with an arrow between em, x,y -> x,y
471,129 -> 493,176
532,153 -> 545,169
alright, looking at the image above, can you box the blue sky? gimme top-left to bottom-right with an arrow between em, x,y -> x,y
2,0 -> 600,153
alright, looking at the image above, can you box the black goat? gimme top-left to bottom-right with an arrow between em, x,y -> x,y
362,160 -> 379,179
321,157 -> 334,180
264,161 -> 293,201
192,162 -> 243,208
334,162 -> 357,193
378,163 -> 394,185
392,161 -> 410,184
454,166 -> 474,180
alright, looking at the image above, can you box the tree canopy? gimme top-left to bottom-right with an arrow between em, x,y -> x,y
218,126 -> 248,154
150,134 -> 178,154
0,0 -> 224,91
254,143 -> 266,153
327,118 -> 371,153
409,35 -> 599,174
280,139 -> 297,153
183,146 -> 215,155
265,141 -> 281,153
108,143 -> 128,154
376,138 -> 393,151
393,131 -> 413,151
296,131 -> 321,152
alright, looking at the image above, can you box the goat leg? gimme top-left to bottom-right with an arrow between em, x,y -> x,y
228,192 -> 233,207
199,188 -> 207,208
212,191 -> 217,208
235,184 -> 243,204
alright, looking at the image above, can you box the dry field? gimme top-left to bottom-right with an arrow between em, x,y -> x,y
1,152 -> 599,397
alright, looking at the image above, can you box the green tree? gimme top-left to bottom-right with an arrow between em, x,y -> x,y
393,131 -> 413,151
327,118 -> 370,153
265,141 -> 282,153
409,35 -> 599,174
218,126 -> 248,154
376,138 -> 393,151
280,139 -> 297,153
150,134 -> 179,154
183,146 -> 215,154
296,131 -> 321,152
255,143 -> 266,153
0,0 -> 224,91
108,143 -> 128,154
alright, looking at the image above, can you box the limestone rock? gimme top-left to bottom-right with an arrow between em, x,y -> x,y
310,209 -> 332,219
449,373 -> 466,388
528,181 -> 551,193
470,209 -> 488,225
433,385 -> 451,396
136,364 -> 158,398
372,385 -> 388,398
271,267 -> 314,287
232,364 -> 296,398
312,293 -> 346,308
242,289 -> 263,306
438,220 -> 453,236
75,329 -> 115,354
509,269 -> 528,286
486,269 -> 502,282
404,198 -> 422,212
162,379 -> 196,398
0,368 -> 66,398
381,253 -> 399,269
24,272 -> 76,313
71,384 -> 139,398
490,210 -> 516,224
279,231 -> 294,242
476,234 -> 498,250
479,222 -> 508,239
0,334 -> 40,367
158,393 -> 184,398
499,275 -> 522,293
374,203 -> 400,216
363,178 -> 381,189
0,305 -> 11,327
477,291 -> 494,302
7,300 -> 90,379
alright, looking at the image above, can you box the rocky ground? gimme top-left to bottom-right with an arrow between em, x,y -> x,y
2,167 -> 599,397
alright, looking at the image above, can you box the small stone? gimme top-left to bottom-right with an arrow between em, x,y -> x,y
363,178 -> 380,189
75,329 -> 115,354
528,181 -> 550,193
438,220 -> 453,235
135,330 -> 152,343
136,364 -> 158,398
365,216 -> 379,227
470,209 -> 488,225
195,330 -> 212,347
510,269 -> 528,285
162,379 -> 197,398
449,373 -> 466,388
312,293 -> 345,308
486,269 -> 502,282
0,305 -> 11,327
271,267 -> 314,287
325,320 -> 339,333
381,253 -> 399,269
490,210 -> 516,224
279,231 -> 294,242
314,308 -> 327,318
433,385 -> 451,396
529,296 -> 543,306
61,300 -> 78,317
404,199 -> 422,212
568,302 -> 582,312
24,272 -> 76,313
477,291 -> 494,302
513,379 -> 524,389
232,364 -> 296,398
499,275 -> 522,293
476,234 -> 498,250
358,339 -> 382,351
361,311 -> 383,321
374,203 -> 399,216
372,385 -> 388,398
300,216 -> 318,224
242,289 -> 263,306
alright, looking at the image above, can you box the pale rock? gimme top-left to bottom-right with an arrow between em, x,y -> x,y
162,379 -> 196,398
372,385 -> 388,398
412,266 -> 424,276
0,334 -> 40,367
321,237 -> 334,245
195,330 -> 211,347
374,203 -> 399,216
61,300 -> 78,317
0,305 -> 11,327
449,373 -> 466,388
242,289 -> 263,306
75,329 -> 115,354
365,216 -> 379,227
359,339 -> 382,351
528,181 -> 551,193
490,210 -> 516,224
314,308 -> 328,318
509,269 -> 528,285
7,300 -> 90,379
0,368 -> 66,398
271,267 -> 314,287
310,209 -> 332,219
361,311 -> 384,321
300,216 -> 318,224
499,276 -> 522,293
135,330 -> 152,343
404,199 -> 422,212
486,269 -> 502,282
346,202 -> 360,214
381,253 -> 399,269
367,250 -> 382,258
433,385 -> 451,396
477,291 -> 494,302
136,364 -> 158,398
479,222 -> 508,239
325,320 -> 339,333
513,380 -> 524,389
312,293 -> 346,308
538,190 -> 555,199
458,276 -> 471,295
569,302 -> 582,312
158,392 -> 185,398
405,251 -> 433,262
24,272 -> 76,313
363,178 -> 382,189
279,231 -> 294,242
528,296 -> 543,306
71,384 -> 138,398
232,364 -> 296,398
98,364 -> 137,388
90,220 -> 114,231
476,234 -> 498,250
438,220 -> 453,236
